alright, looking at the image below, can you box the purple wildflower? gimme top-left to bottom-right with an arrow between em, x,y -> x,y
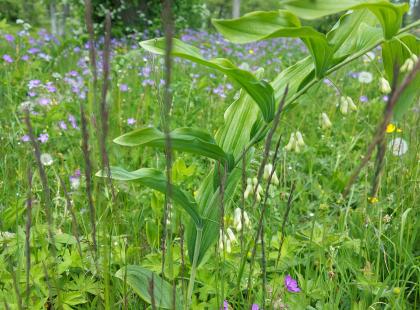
251,304 -> 259,310
119,83 -> 128,92
58,121 -> 67,130
3,54 -> 13,63
127,118 -> 136,125
359,95 -> 368,103
285,274 -> 301,293
68,114 -> 78,129
38,97 -> 51,106
220,300 -> 229,310
21,55 -> 29,61
21,135 -> 30,142
28,80 -> 41,89
382,95 -> 389,102
38,133 -> 49,143
4,34 -> 14,42
46,82 -> 56,93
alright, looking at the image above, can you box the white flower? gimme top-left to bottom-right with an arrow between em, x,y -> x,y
379,77 -> 391,94
321,112 -> 332,129
244,178 -> 253,199
358,71 -> 373,84
388,138 -> 408,156
233,207 -> 251,231
40,153 -> 53,166
340,96 -> 356,114
340,97 -> 349,114
285,132 -> 296,151
226,228 -> 236,244
285,131 -> 305,153
295,131 -> 305,147
401,54 -> 418,73
263,164 -> 279,185
252,177 -> 263,201
362,52 -> 375,63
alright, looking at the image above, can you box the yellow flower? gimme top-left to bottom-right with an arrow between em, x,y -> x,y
396,128 -> 402,133
368,196 -> 379,204
386,124 -> 396,133
249,49 -> 254,54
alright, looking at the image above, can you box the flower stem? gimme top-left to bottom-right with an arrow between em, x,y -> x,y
186,226 -> 203,309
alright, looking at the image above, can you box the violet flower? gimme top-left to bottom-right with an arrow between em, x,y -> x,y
251,304 -> 259,310
220,300 -> 229,310
285,274 -> 301,293
3,54 -> 13,63
38,133 -> 49,143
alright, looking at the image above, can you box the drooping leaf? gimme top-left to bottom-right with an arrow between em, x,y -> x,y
114,127 -> 234,169
96,167 -> 202,228
382,34 -> 420,119
115,265 -> 183,309
212,10 -> 333,77
140,38 -> 275,122
283,0 -> 408,39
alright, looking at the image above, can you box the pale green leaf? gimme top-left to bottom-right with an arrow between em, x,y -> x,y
140,38 -> 275,122
114,127 -> 234,169
115,265 -> 183,309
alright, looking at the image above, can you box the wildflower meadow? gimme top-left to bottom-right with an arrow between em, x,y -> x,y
0,0 -> 419,309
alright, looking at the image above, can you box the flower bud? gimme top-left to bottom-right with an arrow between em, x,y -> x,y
379,77 -> 391,94
285,133 -> 295,151
252,177 -> 263,201
244,178 -> 253,199
339,96 -> 349,115
321,112 -> 332,129
263,164 -> 279,185
295,131 -> 305,147
226,228 -> 236,244
401,57 -> 414,72
347,97 -> 357,111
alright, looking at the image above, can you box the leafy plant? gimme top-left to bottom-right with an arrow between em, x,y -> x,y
97,0 -> 419,307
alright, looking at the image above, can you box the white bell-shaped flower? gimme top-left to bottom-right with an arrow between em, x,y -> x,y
321,112 -> 332,129
379,77 -> 391,94
244,178 -> 253,199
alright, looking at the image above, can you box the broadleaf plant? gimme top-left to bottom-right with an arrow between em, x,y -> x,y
97,0 -> 419,306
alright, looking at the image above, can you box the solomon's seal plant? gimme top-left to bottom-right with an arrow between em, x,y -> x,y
97,0 -> 420,308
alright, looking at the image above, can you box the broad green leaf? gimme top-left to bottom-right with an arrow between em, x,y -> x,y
140,38 -> 275,122
96,167 -> 202,228
271,56 -> 315,102
114,127 -> 234,169
186,70 -> 266,265
115,265 -> 183,309
382,34 -> 420,119
283,0 -> 409,39
212,10 -> 333,77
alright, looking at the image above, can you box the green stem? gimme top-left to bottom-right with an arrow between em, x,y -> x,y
186,226 -> 203,309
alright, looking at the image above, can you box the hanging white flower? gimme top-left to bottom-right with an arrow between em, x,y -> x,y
401,54 -> 418,73
321,112 -> 332,129
340,96 -> 357,114
379,77 -> 391,94
285,132 -> 296,151
226,228 -> 237,244
388,138 -> 408,156
252,177 -> 263,201
244,178 -> 253,199
233,208 -> 251,231
263,164 -> 279,185
358,71 -> 373,84
40,153 -> 53,166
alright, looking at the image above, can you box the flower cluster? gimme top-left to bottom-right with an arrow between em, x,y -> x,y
285,131 -> 305,153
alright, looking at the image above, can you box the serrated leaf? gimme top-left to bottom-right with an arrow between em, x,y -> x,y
212,10 -> 333,77
115,265 -> 183,309
140,38 -> 275,122
96,167 -> 202,228
114,127 -> 234,169
283,0 -> 408,39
